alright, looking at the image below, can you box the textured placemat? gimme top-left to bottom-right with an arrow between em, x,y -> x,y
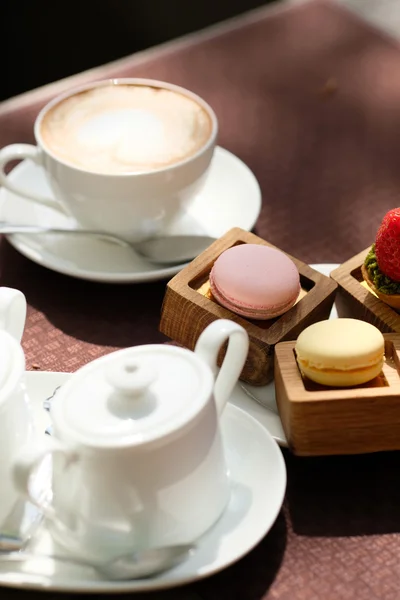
1,1 -> 400,599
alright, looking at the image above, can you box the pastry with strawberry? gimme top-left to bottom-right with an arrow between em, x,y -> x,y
362,208 -> 400,309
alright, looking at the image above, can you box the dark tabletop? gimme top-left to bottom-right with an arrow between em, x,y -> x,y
1,0 -> 400,598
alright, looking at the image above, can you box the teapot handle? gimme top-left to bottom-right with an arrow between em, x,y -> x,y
194,319 -> 249,416
0,287 -> 27,342
13,437 -> 79,517
13,437 -> 82,550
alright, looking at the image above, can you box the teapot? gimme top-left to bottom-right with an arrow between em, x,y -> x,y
13,319 -> 249,562
0,287 -> 33,528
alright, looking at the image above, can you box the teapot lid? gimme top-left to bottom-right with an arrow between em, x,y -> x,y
51,345 -> 214,448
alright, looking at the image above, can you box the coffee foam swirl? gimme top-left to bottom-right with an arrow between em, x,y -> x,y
40,85 -> 213,173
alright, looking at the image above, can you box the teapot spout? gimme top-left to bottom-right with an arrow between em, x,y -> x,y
0,288 -> 27,342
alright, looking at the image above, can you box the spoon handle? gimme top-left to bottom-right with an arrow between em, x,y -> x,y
0,223 -> 130,247
0,552 -> 95,569
0,222 -> 217,264
0,543 -> 195,580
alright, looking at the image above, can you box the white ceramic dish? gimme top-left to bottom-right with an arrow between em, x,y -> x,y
0,78 -> 219,245
0,147 -> 261,283
0,370 -> 286,593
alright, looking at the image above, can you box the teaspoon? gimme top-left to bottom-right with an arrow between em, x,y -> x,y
0,222 -> 217,265
0,543 -> 195,580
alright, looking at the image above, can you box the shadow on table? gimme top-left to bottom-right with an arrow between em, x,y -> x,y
284,448 -> 400,537
194,509 -> 287,600
0,239 -> 170,348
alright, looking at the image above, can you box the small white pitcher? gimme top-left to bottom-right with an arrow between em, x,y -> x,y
13,319 -> 249,562
0,287 -> 33,527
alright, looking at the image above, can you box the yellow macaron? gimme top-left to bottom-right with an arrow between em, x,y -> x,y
295,319 -> 385,387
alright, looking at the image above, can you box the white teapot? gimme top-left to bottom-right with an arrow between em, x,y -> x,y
0,287 -> 33,528
13,319 -> 249,562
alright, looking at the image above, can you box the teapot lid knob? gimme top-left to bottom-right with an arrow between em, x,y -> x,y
105,360 -> 156,399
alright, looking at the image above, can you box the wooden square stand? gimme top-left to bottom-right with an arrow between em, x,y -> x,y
274,334 -> 400,456
331,248 -> 400,333
160,228 -> 337,386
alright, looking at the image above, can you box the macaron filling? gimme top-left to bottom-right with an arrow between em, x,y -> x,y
296,352 -> 385,373
297,359 -> 384,388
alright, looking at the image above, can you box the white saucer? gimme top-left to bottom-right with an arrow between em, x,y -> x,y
0,371 -> 286,593
0,147 -> 261,283
231,264 -> 340,448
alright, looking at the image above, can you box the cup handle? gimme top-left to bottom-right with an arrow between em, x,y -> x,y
194,319 -> 249,416
0,144 -> 67,214
13,437 -> 79,526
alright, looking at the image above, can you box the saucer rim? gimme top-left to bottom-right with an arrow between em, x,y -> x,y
0,146 -> 262,284
0,371 -> 286,594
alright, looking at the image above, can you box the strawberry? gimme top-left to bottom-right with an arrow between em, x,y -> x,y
375,208 -> 400,282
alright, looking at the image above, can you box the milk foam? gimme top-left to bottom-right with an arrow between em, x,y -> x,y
40,85 -> 213,173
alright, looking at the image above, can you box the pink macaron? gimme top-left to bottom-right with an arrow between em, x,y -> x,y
209,244 -> 300,320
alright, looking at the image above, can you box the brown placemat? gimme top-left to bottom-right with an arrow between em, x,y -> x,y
3,0 -> 400,268
1,1 -> 400,599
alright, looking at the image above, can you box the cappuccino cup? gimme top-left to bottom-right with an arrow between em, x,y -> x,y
0,79 -> 218,242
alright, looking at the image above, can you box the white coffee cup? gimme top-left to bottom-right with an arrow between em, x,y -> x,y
12,319 -> 249,562
0,78 -> 218,242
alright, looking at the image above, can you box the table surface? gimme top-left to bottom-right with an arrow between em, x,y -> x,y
2,1 -> 400,598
